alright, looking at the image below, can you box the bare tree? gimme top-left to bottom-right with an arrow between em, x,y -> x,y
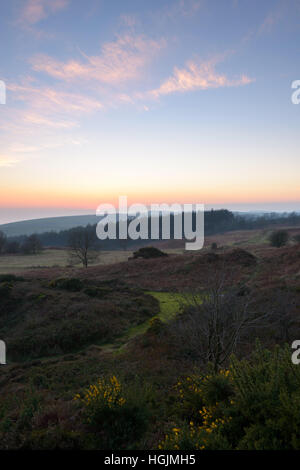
21,234 -> 42,254
68,225 -> 98,268
171,263 -> 270,372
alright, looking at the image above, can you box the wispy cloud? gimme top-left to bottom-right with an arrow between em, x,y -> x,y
18,0 -> 69,26
257,1 -> 300,36
150,57 -> 254,97
23,113 -> 78,128
9,83 -> 103,114
258,10 -> 281,35
166,0 -> 203,19
30,34 -> 166,85
0,156 -> 20,168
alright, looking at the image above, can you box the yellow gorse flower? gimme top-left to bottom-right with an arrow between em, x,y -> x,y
73,376 -> 126,409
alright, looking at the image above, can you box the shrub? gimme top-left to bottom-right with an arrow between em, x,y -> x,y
49,278 -> 83,292
74,376 -> 149,448
147,316 -> 164,335
269,230 -> 289,247
132,247 -> 168,259
0,274 -> 24,282
159,344 -> 300,450
0,282 -> 13,299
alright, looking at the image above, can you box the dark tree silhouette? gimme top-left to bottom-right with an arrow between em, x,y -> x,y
0,231 -> 6,254
21,234 -> 42,254
269,230 -> 289,248
68,225 -> 97,268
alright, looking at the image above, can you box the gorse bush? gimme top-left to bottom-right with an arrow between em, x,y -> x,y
159,344 -> 300,450
74,375 -> 126,411
74,376 -> 150,449
147,316 -> 165,335
159,369 -> 233,450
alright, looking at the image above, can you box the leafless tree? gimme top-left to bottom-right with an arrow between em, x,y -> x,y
21,234 -> 42,254
68,225 -> 98,268
170,263 -> 270,372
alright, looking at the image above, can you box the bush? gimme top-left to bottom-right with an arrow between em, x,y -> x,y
0,274 -> 24,282
132,247 -> 168,259
49,278 -> 83,292
147,316 -> 164,335
74,376 -> 150,448
159,344 -> 300,450
0,282 -> 13,299
269,230 -> 289,247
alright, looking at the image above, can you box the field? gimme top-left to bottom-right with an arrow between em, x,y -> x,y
1,225 -> 299,275
0,249 -> 134,274
0,248 -> 187,274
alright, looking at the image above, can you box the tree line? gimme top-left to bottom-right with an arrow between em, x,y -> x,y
1,209 -> 300,253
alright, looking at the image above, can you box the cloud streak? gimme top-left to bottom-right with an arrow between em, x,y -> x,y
150,58 -> 254,97
9,83 -> 103,114
31,34 -> 166,85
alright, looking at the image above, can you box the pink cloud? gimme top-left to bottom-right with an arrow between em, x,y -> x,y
23,113 -> 78,128
151,58 -> 254,97
19,0 -> 69,25
9,83 -> 103,114
6,82 -> 102,133
31,34 -> 166,84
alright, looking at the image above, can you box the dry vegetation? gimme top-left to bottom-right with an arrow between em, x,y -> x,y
0,228 -> 300,449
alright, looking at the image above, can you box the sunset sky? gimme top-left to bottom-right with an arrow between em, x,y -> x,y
0,0 -> 300,224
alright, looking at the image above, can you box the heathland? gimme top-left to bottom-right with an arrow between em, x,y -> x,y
0,220 -> 300,450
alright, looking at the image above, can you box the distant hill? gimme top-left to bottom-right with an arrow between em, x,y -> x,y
0,215 -> 100,237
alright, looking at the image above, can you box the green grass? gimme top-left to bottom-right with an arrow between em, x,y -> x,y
105,292 -> 191,353
147,291 -> 186,321
114,291 -> 202,352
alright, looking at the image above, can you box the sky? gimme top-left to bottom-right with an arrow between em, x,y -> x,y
0,0 -> 300,224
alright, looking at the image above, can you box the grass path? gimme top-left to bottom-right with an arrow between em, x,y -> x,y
103,291 -> 200,353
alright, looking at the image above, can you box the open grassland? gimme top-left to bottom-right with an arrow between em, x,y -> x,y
0,248 -> 187,274
205,225 -> 300,250
1,225 -> 299,275
0,249 -> 134,274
